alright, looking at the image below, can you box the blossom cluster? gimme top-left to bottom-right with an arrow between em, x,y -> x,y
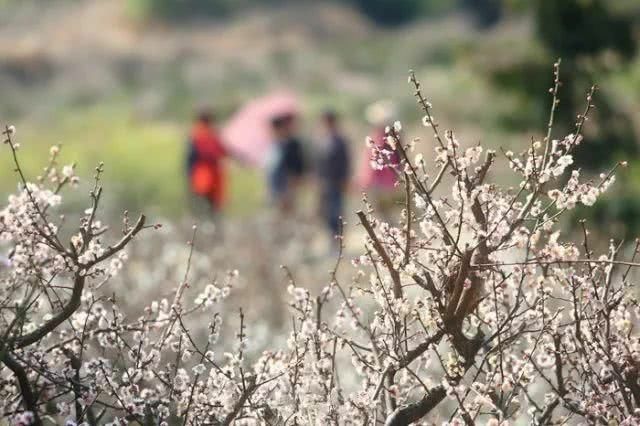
2,65 -> 640,425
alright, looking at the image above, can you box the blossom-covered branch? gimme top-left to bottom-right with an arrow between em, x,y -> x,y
2,62 -> 640,425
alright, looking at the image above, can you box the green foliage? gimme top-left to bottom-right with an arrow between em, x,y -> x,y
571,182 -> 640,242
536,0 -> 636,60
531,0 -> 638,171
477,0 -> 640,238
486,55 -> 550,129
129,0 -> 250,20
129,0 -> 456,25
351,0 -> 426,26
460,0 -> 502,28
486,0 -> 638,172
354,0 -> 500,27
572,85 -> 637,172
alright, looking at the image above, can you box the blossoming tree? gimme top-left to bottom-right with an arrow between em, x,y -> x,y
2,63 -> 639,425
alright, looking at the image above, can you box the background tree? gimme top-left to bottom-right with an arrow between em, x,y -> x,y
535,0 -> 637,170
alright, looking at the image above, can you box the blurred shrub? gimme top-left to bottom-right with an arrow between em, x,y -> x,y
571,180 -> 640,241
572,86 -> 637,171
460,0 -> 502,28
351,0 -> 427,26
351,0 -> 505,27
129,0 -> 512,27
485,0 -> 638,170
533,0 -> 638,171
130,0 -> 457,24
129,0 -> 253,19
486,54 -> 550,129
478,0 -> 640,238
536,0 -> 636,60
352,0 -> 403,25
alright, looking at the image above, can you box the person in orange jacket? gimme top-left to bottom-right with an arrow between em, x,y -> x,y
186,108 -> 227,212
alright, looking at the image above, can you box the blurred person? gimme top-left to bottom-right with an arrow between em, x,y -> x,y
0,254 -> 10,269
266,113 -> 307,212
186,108 -> 228,214
358,100 -> 400,219
316,109 -> 351,250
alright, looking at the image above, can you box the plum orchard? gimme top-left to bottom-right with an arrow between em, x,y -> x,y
2,64 -> 639,425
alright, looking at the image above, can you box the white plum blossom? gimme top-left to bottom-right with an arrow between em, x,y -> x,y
2,69 -> 639,426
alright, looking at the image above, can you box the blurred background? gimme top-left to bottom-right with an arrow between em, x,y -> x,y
1,0 -> 640,235
2,0 -> 640,360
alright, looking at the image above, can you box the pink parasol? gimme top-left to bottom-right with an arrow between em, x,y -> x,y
222,91 -> 300,168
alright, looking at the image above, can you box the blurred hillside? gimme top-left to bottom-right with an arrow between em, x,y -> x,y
0,0 -> 498,120
1,0 -> 639,234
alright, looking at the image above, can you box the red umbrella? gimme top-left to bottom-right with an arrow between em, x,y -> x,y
222,91 -> 300,168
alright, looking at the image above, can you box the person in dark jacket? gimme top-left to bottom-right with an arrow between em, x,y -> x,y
267,114 -> 307,212
317,110 -> 351,243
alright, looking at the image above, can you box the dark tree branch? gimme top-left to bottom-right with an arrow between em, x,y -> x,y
1,352 -> 42,426
357,210 -> 402,299
14,274 -> 85,348
385,386 -> 446,426
222,378 -> 257,426
14,214 -> 144,348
